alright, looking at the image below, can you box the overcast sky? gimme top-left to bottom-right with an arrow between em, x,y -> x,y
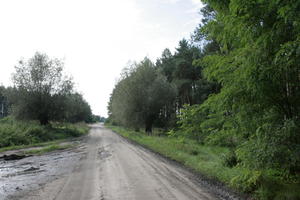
0,0 -> 203,117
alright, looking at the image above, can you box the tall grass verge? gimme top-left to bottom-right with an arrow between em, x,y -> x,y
0,117 -> 89,149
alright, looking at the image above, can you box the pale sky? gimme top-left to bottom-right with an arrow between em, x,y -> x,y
0,0 -> 203,117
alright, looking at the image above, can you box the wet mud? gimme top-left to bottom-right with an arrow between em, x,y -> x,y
0,145 -> 86,200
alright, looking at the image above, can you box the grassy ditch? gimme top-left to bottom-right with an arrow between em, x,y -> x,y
0,117 -> 89,151
108,125 -> 300,200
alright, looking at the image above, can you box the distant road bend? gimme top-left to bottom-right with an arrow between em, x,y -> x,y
20,124 -> 223,200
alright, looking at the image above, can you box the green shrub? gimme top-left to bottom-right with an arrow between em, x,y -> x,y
254,170 -> 300,200
0,117 -> 89,148
271,184 -> 300,200
205,130 -> 241,147
177,104 -> 207,142
236,119 -> 300,173
230,169 -> 262,193
221,150 -> 238,168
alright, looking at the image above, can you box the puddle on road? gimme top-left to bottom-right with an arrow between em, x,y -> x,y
98,146 -> 112,160
0,148 -> 85,200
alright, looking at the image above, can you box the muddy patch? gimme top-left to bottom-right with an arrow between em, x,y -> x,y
0,154 -> 31,161
0,146 -> 86,200
98,146 -> 112,160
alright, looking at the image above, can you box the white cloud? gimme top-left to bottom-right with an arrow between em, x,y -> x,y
161,0 -> 181,4
190,0 -> 202,5
186,0 -> 204,14
0,0 -> 203,117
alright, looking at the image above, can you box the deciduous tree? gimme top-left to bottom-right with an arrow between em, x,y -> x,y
11,52 -> 74,125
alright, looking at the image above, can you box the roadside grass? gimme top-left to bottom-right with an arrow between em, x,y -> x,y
107,126 -> 242,185
0,140 -> 65,153
0,117 -> 89,151
107,125 -> 300,200
24,144 -> 75,155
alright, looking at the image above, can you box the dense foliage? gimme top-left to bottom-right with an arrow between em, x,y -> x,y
108,38 -> 218,131
201,0 -> 300,170
180,1 -> 300,199
109,58 -> 177,132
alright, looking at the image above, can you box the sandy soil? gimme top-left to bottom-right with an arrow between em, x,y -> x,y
1,124 -> 238,200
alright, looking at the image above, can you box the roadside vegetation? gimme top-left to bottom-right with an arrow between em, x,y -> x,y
107,1 -> 300,199
0,117 -> 89,150
108,126 -> 238,183
24,144 -> 75,155
0,140 -> 72,153
0,53 -> 96,151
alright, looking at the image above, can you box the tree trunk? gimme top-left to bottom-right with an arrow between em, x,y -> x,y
40,116 -> 49,125
145,122 -> 152,134
145,116 -> 154,135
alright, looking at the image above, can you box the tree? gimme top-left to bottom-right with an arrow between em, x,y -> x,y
156,48 -> 175,82
198,0 -> 300,173
172,39 -> 201,106
90,115 -> 106,122
11,52 -> 74,125
0,86 -> 10,118
157,39 -> 218,109
109,58 -> 177,133
64,93 -> 93,123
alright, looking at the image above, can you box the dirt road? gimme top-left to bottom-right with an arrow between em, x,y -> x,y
4,124 -> 231,200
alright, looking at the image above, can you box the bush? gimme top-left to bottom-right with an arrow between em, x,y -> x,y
221,150 -> 238,168
236,119 -> 300,173
205,130 -> 241,147
255,169 -> 300,200
230,169 -> 262,193
177,104 -> 207,142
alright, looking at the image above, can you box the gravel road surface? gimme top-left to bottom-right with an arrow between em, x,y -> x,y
3,124 -> 230,200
